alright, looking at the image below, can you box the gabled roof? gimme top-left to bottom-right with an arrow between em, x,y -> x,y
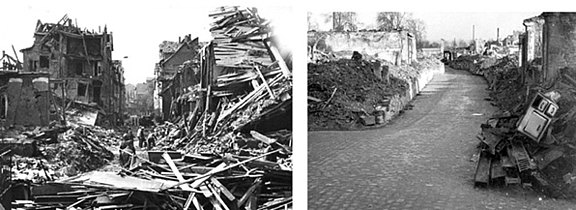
159,37 -> 199,67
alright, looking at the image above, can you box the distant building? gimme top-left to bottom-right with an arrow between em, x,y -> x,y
19,15 -> 125,125
125,78 -> 155,116
154,35 -> 201,119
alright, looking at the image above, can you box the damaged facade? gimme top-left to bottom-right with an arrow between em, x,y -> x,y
154,36 -> 201,120
521,12 -> 576,86
308,30 -> 417,65
0,72 -> 50,126
19,15 -> 125,125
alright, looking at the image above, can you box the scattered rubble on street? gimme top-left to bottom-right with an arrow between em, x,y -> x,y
448,12 -> 576,200
1,6 -> 291,210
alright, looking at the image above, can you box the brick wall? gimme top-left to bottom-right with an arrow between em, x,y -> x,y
542,13 -> 576,84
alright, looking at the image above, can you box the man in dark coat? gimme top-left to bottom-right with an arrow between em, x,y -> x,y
119,131 -> 136,168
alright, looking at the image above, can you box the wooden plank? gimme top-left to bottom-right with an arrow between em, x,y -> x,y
201,184 -> 224,210
163,149 -> 281,190
237,178 -> 262,207
162,152 -> 194,191
217,74 -> 283,122
254,66 -> 275,99
250,131 -> 277,145
474,150 -> 491,186
210,177 -> 236,202
265,40 -> 291,78
207,183 -> 231,210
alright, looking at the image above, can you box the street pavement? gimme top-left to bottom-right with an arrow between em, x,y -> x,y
308,67 -> 576,210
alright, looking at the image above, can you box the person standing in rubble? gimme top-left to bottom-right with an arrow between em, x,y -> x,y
136,126 -> 146,149
119,131 -> 136,168
146,129 -> 156,150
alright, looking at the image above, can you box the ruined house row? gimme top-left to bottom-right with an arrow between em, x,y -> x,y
0,15 -> 126,126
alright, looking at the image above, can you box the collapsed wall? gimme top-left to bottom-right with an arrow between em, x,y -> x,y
309,31 -> 417,65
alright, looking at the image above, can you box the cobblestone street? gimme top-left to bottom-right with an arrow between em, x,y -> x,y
308,68 -> 576,210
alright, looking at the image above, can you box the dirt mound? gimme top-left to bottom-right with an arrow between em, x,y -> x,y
308,59 -> 407,130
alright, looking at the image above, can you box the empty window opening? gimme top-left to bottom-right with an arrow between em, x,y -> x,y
40,56 -> 49,68
73,61 -> 83,75
93,86 -> 101,103
77,83 -> 87,97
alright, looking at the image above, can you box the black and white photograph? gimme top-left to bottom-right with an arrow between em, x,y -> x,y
0,2 -> 293,209
308,11 -> 576,209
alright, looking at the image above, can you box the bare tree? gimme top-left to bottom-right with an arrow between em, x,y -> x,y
331,12 -> 357,32
405,18 -> 426,48
377,12 -> 427,48
376,12 -> 407,31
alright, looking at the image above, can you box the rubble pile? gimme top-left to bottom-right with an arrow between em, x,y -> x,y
308,57 -> 442,130
36,6 -> 297,210
448,54 -> 480,71
152,6 -> 293,156
471,58 -> 576,199
2,7 -> 292,210
12,149 -> 291,210
450,55 -> 523,111
308,59 -> 406,130
7,125 -> 118,183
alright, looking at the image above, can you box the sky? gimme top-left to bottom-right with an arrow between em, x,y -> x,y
0,1 -> 296,85
308,12 -> 540,42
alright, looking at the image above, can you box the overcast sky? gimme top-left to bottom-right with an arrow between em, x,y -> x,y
0,1 -> 295,85
309,12 -> 540,42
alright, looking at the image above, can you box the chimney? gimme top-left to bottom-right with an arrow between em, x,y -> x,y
497,28 -> 500,41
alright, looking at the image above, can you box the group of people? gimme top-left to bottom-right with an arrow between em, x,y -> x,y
118,126 -> 159,168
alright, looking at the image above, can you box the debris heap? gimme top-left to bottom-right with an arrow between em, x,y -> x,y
466,54 -> 576,199
2,7 -> 292,210
450,55 -> 523,111
308,59 -> 406,130
308,57 -> 442,130
6,125 -> 118,183
11,149 -> 291,210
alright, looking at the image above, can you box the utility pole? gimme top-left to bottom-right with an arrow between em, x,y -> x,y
497,28 -> 500,42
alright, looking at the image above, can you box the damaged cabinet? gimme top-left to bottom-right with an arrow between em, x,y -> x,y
517,93 -> 558,142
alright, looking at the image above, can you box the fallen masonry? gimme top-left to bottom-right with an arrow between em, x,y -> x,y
451,53 -> 576,199
1,6 -> 292,210
308,56 -> 442,130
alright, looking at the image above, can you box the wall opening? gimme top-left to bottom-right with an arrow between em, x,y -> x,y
93,85 -> 101,104
40,56 -> 49,68
77,82 -> 87,97
0,94 -> 6,119
71,60 -> 83,75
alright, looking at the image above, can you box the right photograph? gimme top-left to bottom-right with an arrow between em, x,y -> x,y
308,12 -> 576,209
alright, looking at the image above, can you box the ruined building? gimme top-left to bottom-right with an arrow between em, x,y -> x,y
154,35 -> 201,120
19,15 -> 125,125
308,30 -> 417,65
521,12 -> 576,88
1,51 -> 51,127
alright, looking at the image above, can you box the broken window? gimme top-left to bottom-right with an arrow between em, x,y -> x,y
40,56 -> 49,68
77,83 -> 87,97
93,85 -> 101,103
29,60 -> 38,72
0,94 -> 6,119
72,60 -> 83,75
94,61 -> 101,77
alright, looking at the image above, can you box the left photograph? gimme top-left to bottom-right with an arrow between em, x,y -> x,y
0,4 -> 292,209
